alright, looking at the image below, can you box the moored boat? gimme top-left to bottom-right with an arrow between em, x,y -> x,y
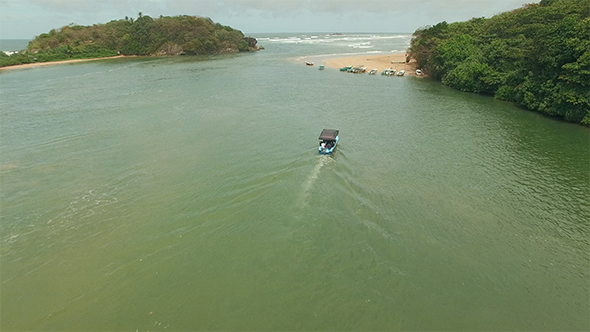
318,64 -> 325,70
381,68 -> 396,76
318,129 -> 339,155
349,65 -> 365,73
305,61 -> 314,66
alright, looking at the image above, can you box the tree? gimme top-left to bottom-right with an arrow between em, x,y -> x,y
4,14 -> 254,68
408,0 -> 590,125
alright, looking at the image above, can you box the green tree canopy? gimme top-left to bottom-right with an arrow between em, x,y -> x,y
2,14 -> 257,68
409,0 -> 589,125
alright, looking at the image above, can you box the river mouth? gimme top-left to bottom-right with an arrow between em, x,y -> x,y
1,34 -> 589,331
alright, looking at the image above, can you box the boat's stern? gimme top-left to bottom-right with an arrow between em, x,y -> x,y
319,135 -> 339,155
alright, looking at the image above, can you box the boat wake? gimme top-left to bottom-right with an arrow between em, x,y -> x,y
297,156 -> 333,208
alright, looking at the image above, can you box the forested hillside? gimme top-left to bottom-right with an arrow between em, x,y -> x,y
1,14 -> 257,67
409,0 -> 589,125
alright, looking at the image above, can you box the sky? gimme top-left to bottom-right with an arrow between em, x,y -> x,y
1,0 -> 530,39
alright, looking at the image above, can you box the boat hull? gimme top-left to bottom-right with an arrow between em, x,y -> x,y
319,136 -> 339,155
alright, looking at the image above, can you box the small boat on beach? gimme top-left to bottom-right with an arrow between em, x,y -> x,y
348,65 -> 365,73
368,69 -> 378,75
396,70 -> 405,76
318,129 -> 339,155
340,65 -> 353,71
381,68 -> 396,76
416,69 -> 423,75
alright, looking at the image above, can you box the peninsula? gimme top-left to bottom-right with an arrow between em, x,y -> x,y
0,14 -> 259,68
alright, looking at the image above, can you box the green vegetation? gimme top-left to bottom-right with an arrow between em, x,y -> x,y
409,0 -> 589,125
1,14 -> 256,68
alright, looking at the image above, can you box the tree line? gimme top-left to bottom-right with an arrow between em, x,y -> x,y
1,14 -> 256,67
409,0 -> 589,125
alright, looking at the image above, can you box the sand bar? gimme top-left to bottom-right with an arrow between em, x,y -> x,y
0,55 -> 127,71
323,53 -> 420,75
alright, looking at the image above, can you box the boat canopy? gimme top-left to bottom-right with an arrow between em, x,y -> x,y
319,129 -> 339,141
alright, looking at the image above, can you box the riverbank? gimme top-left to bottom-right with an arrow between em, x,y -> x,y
0,55 -> 127,71
324,53 -> 420,75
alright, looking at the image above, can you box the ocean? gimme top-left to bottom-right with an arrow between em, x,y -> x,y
1,33 -> 589,331
0,39 -> 30,52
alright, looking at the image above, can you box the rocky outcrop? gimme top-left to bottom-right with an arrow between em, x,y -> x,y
156,43 -> 184,56
154,39 -> 259,55
221,47 -> 240,53
244,37 -> 259,51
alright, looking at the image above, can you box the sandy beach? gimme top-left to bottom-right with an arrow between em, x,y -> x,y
2,53 -> 420,76
0,55 -> 127,71
324,53 -> 420,76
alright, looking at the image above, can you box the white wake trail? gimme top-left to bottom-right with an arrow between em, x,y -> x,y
298,156 -> 333,208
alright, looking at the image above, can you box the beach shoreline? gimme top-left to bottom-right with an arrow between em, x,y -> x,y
2,53 -> 421,76
323,53 -> 420,76
0,55 -> 128,71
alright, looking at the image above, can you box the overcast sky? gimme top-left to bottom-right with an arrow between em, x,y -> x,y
1,0 -> 530,39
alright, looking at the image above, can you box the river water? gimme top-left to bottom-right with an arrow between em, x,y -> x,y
1,34 -> 588,330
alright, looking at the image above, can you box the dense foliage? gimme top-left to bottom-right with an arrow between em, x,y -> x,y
409,0 -> 589,125
1,14 -> 254,67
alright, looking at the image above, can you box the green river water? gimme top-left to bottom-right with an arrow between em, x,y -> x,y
1,34 -> 589,330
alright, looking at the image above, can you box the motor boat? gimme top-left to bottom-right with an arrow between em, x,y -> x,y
318,129 -> 339,155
